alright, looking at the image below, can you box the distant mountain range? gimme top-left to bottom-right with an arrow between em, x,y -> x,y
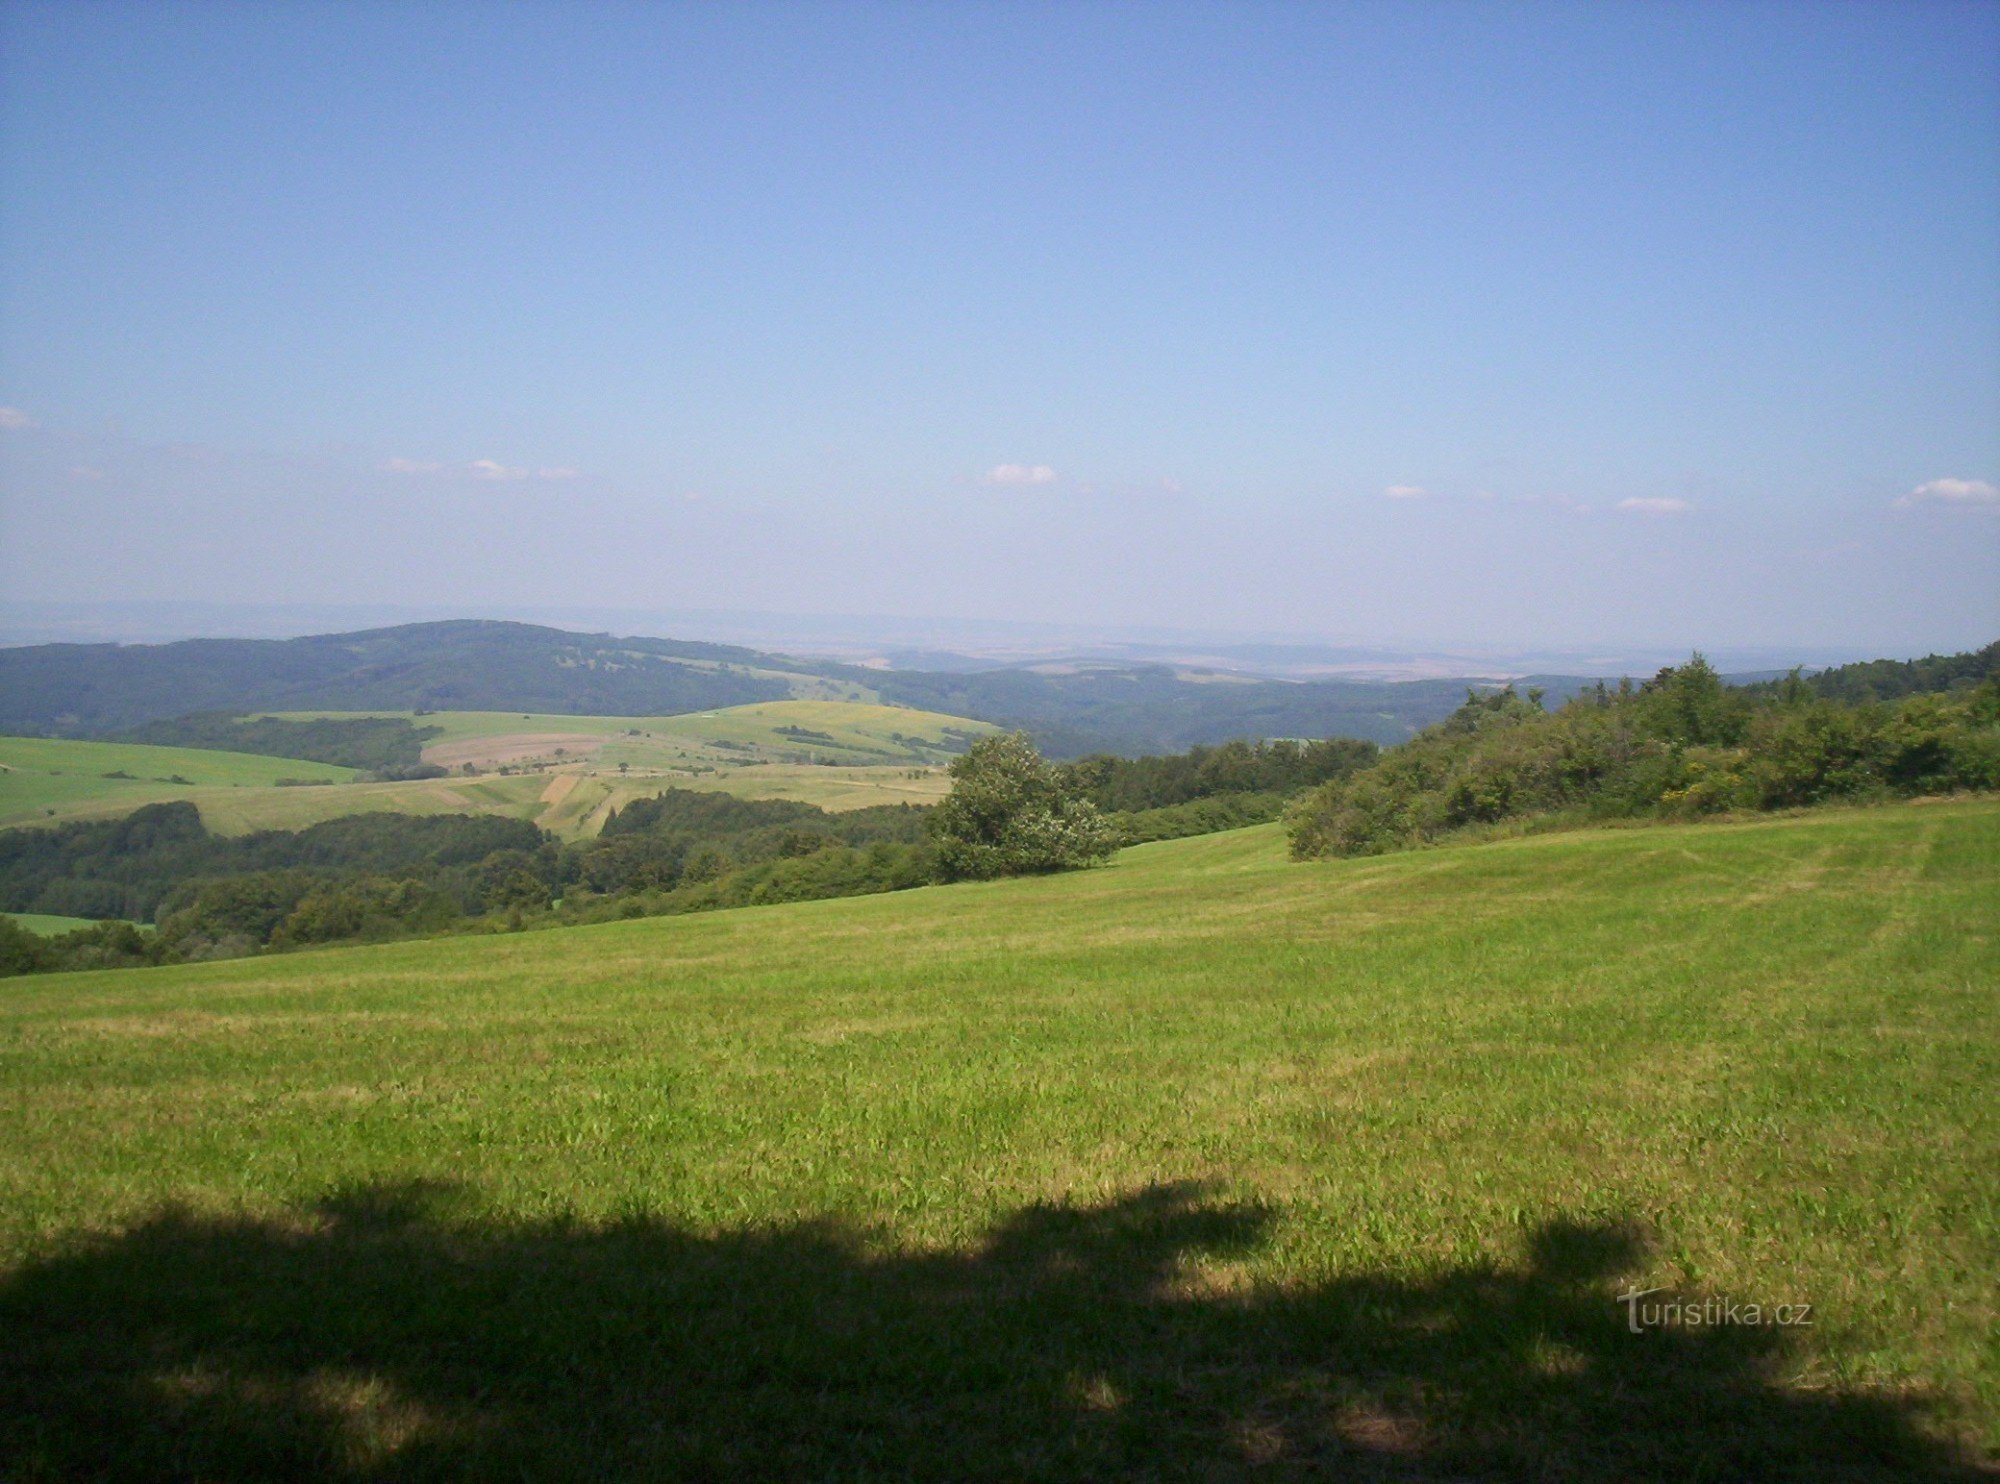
7,619 -> 1980,758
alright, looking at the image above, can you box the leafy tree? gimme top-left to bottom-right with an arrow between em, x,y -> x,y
930,733 -> 1115,881
0,917 -> 53,977
1637,655 -> 1749,747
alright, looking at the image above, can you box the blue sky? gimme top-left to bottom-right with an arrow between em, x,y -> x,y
1,0 -> 1995,653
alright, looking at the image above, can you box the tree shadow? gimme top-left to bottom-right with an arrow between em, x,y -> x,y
0,1181 -> 1982,1480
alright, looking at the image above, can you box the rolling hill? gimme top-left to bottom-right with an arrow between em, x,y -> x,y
0,620 -> 871,736
0,798 -> 1991,1476
0,735 -> 359,829
0,701 -> 991,837
1,619 -> 1548,755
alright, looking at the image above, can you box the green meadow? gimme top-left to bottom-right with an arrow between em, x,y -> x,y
0,797 -> 1993,1478
3,912 -> 137,938
0,736 -> 357,829
280,700 -> 995,772
0,701 -> 986,839
0,760 -> 951,841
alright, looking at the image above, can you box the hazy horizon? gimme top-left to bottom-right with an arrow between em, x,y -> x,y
2,2 -> 1995,653
0,598 -> 1931,686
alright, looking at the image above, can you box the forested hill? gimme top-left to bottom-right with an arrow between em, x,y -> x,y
864,666 -> 1490,756
19,619 -> 1980,758
1740,640 -> 2000,704
0,621 -> 821,734
0,618 -> 1537,751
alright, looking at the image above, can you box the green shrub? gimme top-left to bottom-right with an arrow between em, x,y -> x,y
930,734 -> 1115,881
1289,657 -> 1999,861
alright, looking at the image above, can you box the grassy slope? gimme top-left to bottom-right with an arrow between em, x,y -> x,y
4,912 -> 138,937
0,762 -> 953,839
0,800 -> 1993,1478
274,700 -> 994,767
0,736 -> 357,828
0,701 -> 987,838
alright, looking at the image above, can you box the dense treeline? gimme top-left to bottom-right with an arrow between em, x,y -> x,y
0,917 -> 171,976
0,804 -> 547,924
580,790 -> 932,897
1107,791 -> 1291,845
1740,640 -> 2000,705
116,713 -> 444,775
1061,737 -> 1378,812
0,790 -> 941,973
1288,654 -> 2000,860
0,620 -> 793,735
1051,736 -> 1377,849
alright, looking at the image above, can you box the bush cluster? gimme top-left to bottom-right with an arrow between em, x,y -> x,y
1060,737 -> 1378,812
1106,792 -> 1290,846
1287,656 -> 2000,860
928,734 -> 1116,880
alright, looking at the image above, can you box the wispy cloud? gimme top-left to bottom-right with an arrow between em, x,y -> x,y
986,463 -> 1057,486
1384,484 -> 1427,500
1895,477 -> 1999,509
467,459 -> 528,481
0,407 -> 35,430
1617,497 -> 1690,515
383,457 -> 579,483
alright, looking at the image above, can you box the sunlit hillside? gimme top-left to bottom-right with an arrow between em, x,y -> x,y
2,798 -> 1992,1476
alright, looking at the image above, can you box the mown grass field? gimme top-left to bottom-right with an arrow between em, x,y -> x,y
0,736 -> 357,829
1,799 -> 1994,1479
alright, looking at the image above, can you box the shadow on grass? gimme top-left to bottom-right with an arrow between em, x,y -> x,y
0,1181 -> 1981,1480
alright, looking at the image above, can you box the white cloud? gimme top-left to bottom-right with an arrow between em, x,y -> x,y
466,459 -> 529,481
0,407 -> 35,430
986,463 -> 1057,486
1896,477 -> 1999,509
1384,484 -> 1427,500
1617,497 -> 1691,515
382,456 -> 575,482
